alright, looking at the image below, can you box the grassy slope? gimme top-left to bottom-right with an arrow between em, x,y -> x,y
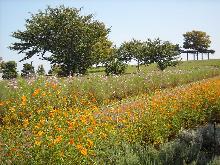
88,59 -> 220,75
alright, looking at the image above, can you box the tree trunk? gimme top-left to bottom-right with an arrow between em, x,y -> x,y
187,53 -> 188,61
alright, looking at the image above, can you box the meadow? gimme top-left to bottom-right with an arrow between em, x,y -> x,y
0,60 -> 220,164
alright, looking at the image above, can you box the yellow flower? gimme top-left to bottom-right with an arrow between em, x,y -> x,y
80,148 -> 87,156
87,139 -> 94,148
100,132 -> 107,139
9,107 -> 16,112
37,109 -> 43,114
37,131 -> 44,137
34,140 -> 41,146
76,144 -> 87,156
23,118 -> 29,128
39,118 -> 46,125
21,95 -> 27,106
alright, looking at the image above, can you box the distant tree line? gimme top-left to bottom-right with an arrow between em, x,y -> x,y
0,61 -> 46,79
0,6 -> 214,79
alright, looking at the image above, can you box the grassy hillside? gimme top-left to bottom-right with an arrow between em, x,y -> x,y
88,59 -> 220,74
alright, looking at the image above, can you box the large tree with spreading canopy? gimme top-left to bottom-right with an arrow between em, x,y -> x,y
9,6 -> 113,76
183,30 -> 211,52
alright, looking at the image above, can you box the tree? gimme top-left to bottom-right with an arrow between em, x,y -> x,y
9,6 -> 112,76
183,30 -> 211,52
145,38 -> 180,71
2,61 -> 18,79
104,48 -> 127,75
21,63 -> 35,77
48,64 -> 63,76
118,39 -> 148,72
37,65 -> 46,76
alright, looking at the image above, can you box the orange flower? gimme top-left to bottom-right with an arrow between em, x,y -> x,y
54,136 -> 62,144
55,127 -> 62,131
32,88 -> 40,97
80,115 -> 87,124
52,83 -> 57,90
0,102 -> 4,106
67,121 -> 74,129
92,97 -> 97,103
87,127 -> 94,134
69,138 -> 75,145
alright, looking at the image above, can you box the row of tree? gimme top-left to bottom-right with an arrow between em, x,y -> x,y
0,62 -> 45,79
2,6 -> 213,78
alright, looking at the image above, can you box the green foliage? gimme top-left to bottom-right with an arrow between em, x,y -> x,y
105,58 -> 127,76
1,61 -> 17,79
9,6 -> 112,76
37,65 -> 46,76
118,38 -> 180,72
183,30 -> 211,52
118,39 -> 150,72
21,63 -> 35,77
48,64 -> 63,76
104,48 -> 127,76
0,81 -> 11,100
145,38 -> 181,71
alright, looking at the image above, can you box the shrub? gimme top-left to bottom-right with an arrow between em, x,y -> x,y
105,59 -> 127,75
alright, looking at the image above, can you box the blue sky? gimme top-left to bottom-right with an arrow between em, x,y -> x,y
0,0 -> 220,72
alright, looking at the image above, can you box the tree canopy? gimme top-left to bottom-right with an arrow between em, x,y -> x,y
145,38 -> 180,71
37,65 -> 46,76
9,6 -> 113,76
118,38 -> 180,71
183,30 -> 211,52
21,63 -> 35,77
1,61 -> 18,79
118,39 -> 150,72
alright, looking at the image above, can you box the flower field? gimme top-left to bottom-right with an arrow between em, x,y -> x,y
0,61 -> 220,164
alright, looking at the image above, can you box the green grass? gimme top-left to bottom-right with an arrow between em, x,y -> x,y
1,59 -> 220,106
88,59 -> 220,75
